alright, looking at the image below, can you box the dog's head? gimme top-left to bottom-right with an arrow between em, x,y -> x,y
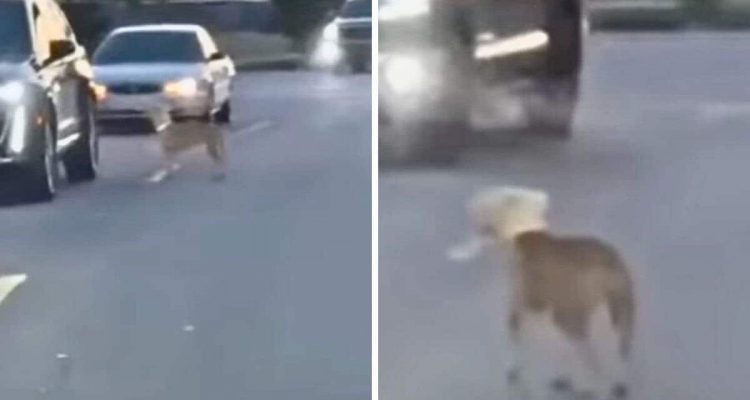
448,186 -> 549,262
470,186 -> 549,241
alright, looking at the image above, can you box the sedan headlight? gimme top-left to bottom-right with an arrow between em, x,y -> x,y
383,56 -> 428,95
91,82 -> 108,102
0,81 -> 25,104
164,78 -> 199,98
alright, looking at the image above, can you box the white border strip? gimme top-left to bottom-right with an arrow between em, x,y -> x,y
371,0 -> 379,398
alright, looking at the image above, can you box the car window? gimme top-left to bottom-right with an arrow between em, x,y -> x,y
341,0 -> 372,18
93,31 -> 204,64
0,2 -> 32,62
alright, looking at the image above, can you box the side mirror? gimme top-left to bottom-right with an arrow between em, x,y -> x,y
209,52 -> 226,62
49,40 -> 77,63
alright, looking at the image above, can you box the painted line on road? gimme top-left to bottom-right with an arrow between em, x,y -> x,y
233,119 -> 275,137
142,119 -> 275,184
0,274 -> 27,305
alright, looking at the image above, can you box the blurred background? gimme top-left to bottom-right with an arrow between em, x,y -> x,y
589,0 -> 750,30
58,0 -> 352,70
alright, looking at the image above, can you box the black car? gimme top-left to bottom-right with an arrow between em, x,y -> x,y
379,0 -> 584,163
338,0 -> 372,73
0,0 -> 98,201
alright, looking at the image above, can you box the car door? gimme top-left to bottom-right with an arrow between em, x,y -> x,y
198,29 -> 231,108
32,0 -> 85,142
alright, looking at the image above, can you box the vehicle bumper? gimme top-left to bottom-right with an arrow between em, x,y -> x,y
97,92 -> 211,122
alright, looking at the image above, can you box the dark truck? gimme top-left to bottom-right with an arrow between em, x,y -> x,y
379,0 -> 584,163
338,0 -> 373,73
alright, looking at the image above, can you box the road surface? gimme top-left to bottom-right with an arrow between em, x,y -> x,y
381,32 -> 750,400
0,71 -> 372,400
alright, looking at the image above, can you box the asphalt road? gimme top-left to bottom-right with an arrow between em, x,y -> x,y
0,71 -> 371,400
380,32 -> 750,400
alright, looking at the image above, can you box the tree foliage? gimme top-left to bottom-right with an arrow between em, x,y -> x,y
271,0 -> 344,44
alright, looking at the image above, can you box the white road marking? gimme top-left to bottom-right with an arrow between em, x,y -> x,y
234,120 -> 274,137
0,274 -> 27,305
142,119 -> 274,184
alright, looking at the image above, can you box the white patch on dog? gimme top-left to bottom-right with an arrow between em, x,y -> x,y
469,186 -> 549,242
447,234 -> 494,262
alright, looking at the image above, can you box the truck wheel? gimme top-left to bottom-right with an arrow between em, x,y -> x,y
350,58 -> 368,74
545,0 -> 583,76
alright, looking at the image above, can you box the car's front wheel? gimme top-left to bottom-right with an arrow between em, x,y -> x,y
63,98 -> 98,182
215,100 -> 231,124
19,120 -> 58,202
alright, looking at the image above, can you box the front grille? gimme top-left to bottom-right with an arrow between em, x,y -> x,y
109,83 -> 162,95
341,26 -> 372,41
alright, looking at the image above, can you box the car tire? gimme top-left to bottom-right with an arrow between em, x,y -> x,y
545,0 -> 583,77
20,120 -> 58,202
215,100 -> 231,124
350,59 -> 368,74
63,97 -> 98,182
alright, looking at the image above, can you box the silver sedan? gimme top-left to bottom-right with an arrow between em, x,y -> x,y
92,24 -> 235,132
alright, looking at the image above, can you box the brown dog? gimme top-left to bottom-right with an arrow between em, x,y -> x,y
450,187 -> 635,400
147,108 -> 226,183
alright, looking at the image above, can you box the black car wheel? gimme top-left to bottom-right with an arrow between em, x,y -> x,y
63,97 -> 98,182
215,100 -> 231,124
350,58 -> 368,74
20,120 -> 58,202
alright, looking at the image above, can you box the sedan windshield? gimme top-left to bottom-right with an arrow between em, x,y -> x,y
342,0 -> 372,18
0,3 -> 31,62
94,31 -> 204,64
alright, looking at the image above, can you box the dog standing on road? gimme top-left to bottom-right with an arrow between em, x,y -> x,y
450,187 -> 635,400
147,107 -> 227,183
